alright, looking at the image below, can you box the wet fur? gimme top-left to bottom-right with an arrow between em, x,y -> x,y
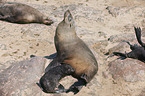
44,10 -> 98,94
0,2 -> 53,25
113,27 -> 145,62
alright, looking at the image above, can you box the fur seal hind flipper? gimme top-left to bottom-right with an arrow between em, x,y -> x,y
113,51 -> 139,59
66,79 -> 86,94
134,27 -> 145,48
0,15 -> 16,22
66,74 -> 88,94
55,84 -> 67,93
0,15 -> 11,19
113,52 -> 127,58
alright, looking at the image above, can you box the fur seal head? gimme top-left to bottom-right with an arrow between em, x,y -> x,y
56,10 -> 76,36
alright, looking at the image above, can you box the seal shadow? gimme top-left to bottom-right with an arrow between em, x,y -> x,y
30,53 -> 57,59
0,19 -> 53,25
44,53 -> 57,59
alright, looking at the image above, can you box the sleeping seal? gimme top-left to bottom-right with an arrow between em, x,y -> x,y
0,2 -> 53,25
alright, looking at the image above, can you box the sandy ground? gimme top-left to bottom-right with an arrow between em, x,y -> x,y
0,0 -> 145,96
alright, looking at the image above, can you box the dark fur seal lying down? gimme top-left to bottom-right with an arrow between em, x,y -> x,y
39,64 -> 75,93
40,10 -> 98,94
0,2 -> 53,25
113,27 -> 145,62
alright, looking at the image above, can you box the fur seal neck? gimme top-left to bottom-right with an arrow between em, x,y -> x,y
55,10 -> 77,42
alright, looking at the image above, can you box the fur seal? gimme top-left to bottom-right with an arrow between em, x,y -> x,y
0,2 -> 53,25
113,27 -> 145,62
38,64 -> 75,93
44,10 -> 98,94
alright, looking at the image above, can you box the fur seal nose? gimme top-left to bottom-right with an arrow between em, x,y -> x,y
64,9 -> 74,24
64,9 -> 72,19
65,10 -> 71,14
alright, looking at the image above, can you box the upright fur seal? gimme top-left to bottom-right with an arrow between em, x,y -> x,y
0,2 -> 53,25
44,10 -> 98,94
113,27 -> 145,62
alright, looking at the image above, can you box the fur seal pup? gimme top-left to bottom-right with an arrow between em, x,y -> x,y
38,64 -> 75,93
44,10 -> 98,94
113,27 -> 145,62
0,2 -> 53,25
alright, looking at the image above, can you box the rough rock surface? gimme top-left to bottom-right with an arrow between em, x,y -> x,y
109,58 -> 145,82
0,57 -> 48,96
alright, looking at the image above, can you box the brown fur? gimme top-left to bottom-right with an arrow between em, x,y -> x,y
53,10 -> 98,94
0,2 -> 53,25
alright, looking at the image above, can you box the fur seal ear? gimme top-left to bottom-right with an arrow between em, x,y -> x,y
64,10 -> 73,24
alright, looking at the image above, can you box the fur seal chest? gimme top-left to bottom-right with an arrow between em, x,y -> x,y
0,2 -> 53,25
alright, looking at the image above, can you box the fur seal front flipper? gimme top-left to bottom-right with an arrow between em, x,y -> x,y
0,2 -> 53,25
134,27 -> 145,48
52,10 -> 98,94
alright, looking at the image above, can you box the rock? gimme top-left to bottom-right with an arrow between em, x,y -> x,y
52,4 -> 103,21
138,88 -> 145,96
108,58 -> 145,82
107,41 -> 130,55
0,57 -> 48,96
106,6 -> 120,17
108,33 -> 135,43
